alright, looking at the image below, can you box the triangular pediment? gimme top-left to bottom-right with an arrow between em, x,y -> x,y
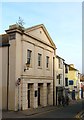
25,24 -> 56,49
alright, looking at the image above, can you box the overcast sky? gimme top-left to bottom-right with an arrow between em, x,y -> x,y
1,1 -> 82,73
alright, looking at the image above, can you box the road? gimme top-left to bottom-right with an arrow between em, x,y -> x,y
28,100 -> 84,118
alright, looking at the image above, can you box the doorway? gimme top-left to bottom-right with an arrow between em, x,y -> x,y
28,90 -> 30,108
38,83 -> 43,106
72,90 -> 75,100
38,87 -> 40,106
27,83 -> 33,108
47,83 -> 50,105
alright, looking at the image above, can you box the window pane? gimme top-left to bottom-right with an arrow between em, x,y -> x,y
60,74 -> 62,80
69,80 -> 73,85
65,65 -> 68,73
38,53 -> 41,66
27,58 -> 30,64
27,50 -> 32,64
59,79 -> 60,84
59,59 -> 60,68
58,74 -> 60,84
46,56 -> 49,68
28,50 -> 31,58
65,78 -> 68,86
59,59 -> 63,69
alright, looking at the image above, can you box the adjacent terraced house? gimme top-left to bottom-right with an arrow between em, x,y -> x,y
68,64 -> 81,100
55,55 -> 65,105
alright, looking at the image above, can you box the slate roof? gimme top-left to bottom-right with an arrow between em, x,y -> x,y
0,34 -> 9,47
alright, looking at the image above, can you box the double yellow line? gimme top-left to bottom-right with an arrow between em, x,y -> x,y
75,111 -> 84,118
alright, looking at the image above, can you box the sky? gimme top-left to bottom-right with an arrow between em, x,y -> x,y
1,1 -> 82,73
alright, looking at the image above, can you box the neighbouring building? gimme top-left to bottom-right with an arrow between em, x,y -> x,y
0,34 -> 10,110
68,64 -> 80,100
1,24 -> 56,111
64,63 -> 69,98
80,74 -> 84,98
78,72 -> 81,99
55,55 -> 65,105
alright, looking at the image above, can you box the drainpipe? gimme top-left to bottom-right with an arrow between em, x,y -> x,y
63,61 -> 65,96
7,44 -> 9,110
53,56 -> 55,106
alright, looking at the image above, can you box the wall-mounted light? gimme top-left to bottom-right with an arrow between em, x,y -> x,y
16,78 -> 21,86
24,63 -> 30,72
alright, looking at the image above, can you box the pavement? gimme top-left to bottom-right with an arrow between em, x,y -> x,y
2,105 -> 58,119
1,99 -> 84,119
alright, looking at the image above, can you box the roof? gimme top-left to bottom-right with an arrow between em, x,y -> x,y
64,62 -> 70,66
25,24 -> 56,49
56,55 -> 65,61
69,66 -> 78,71
5,23 -> 57,49
0,34 -> 9,47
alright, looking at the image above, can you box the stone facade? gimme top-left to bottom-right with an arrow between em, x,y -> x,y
55,55 -> 65,105
2,24 -> 56,111
1,23 -> 81,111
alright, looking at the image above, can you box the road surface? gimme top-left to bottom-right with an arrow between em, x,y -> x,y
28,100 -> 84,118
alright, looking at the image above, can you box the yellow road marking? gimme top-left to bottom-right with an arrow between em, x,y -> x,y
75,111 -> 84,118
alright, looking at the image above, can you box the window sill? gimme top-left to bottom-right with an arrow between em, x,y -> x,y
59,68 -> 63,69
38,66 -> 42,69
46,68 -> 50,71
